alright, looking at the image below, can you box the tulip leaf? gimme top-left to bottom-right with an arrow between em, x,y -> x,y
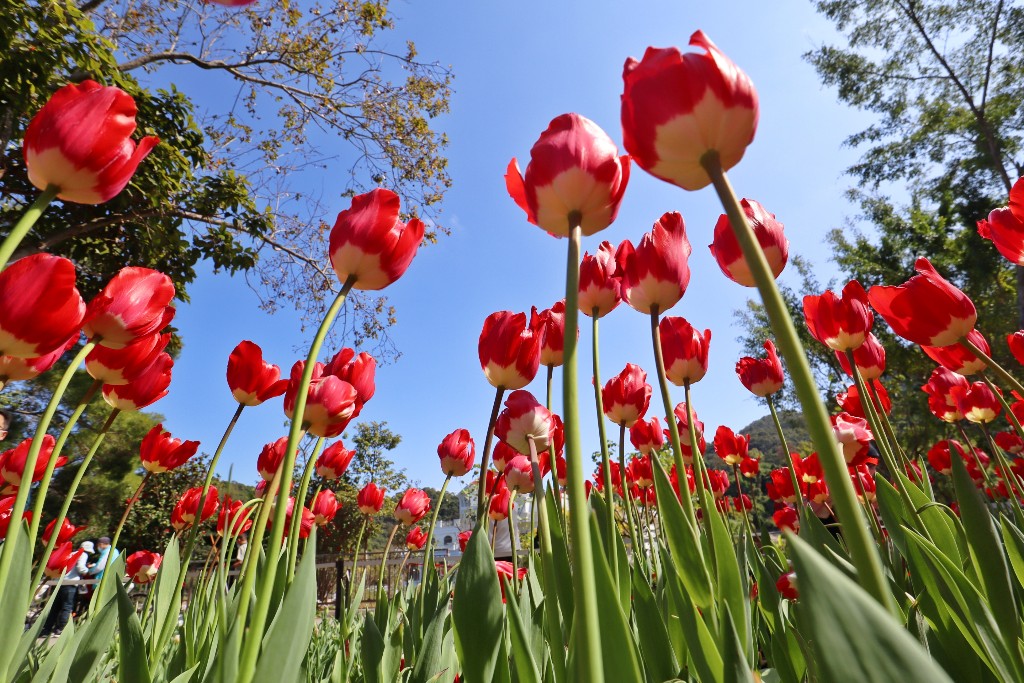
34,619 -> 75,683
709,504 -> 749,659
452,526 -> 506,683
252,530 -> 318,683
543,490 -> 574,635
13,561 -> 60,680
894,471 -> 962,562
410,599 -> 452,683
788,534 -> 954,683
630,558 -> 678,681
151,534 -> 181,660
68,589 -> 118,683
721,604 -> 754,683
505,577 -> 543,683
651,457 -> 713,608
116,577 -> 151,683
0,524 -> 30,680
999,515 -> 1024,591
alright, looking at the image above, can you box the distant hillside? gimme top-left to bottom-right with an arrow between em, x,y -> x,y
737,410 -> 812,468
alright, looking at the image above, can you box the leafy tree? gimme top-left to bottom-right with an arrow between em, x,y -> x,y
421,485 -> 460,522
1,0 -> 452,352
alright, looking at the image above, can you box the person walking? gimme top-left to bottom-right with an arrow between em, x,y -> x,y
88,536 -> 118,580
39,540 -> 91,637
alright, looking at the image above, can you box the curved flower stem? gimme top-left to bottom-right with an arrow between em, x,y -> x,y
963,336 -> 1024,397
956,424 -> 998,491
29,408 -> 119,594
702,151 -> 894,614
94,471 -> 153,601
237,277 -> 354,683
0,339 -> 96,590
843,352 -> 902,475
650,308 -> 696,520
376,524 -> 400,602
507,491 -> 519,599
528,435 -> 567,681
544,366 -> 565,521
476,386 -> 506,521
983,372 -> 1024,441
28,378 -> 102,543
417,474 -> 451,629
287,437 -> 327,581
865,381 -> 909,467
562,216 -> 604,683
619,423 -> 641,573
732,466 -> 755,541
766,396 -> 804,515
347,517 -> 368,605
0,184 -> 58,271
684,382 -> 718,575
591,313 -> 616,571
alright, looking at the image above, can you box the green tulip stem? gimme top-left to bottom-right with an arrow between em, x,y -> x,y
701,150 -> 894,615
562,215 -> 605,683
28,378 -> 102,544
506,491 -> 520,599
983,371 -> 1024,441
376,524 -> 400,602
591,313 -> 617,573
683,381 -> 718,576
0,184 -> 58,271
732,466 -> 755,542
766,396 -> 804,515
650,308 -> 697,520
30,408 -> 119,595
93,471 -> 153,602
287,436 -> 327,580
347,516 -> 368,605
528,435 -> 567,681
476,385 -> 506,521
236,276 -> 354,683
619,423 -> 642,574
0,339 -> 95,593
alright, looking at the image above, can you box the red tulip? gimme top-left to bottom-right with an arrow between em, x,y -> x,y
629,416 -> 664,455
505,113 -> 630,237
776,571 -> 798,600
735,339 -> 784,397
357,482 -> 386,515
831,413 -> 874,466
478,311 -> 541,390
102,352 -> 173,411
257,437 -> 291,482
316,441 -> 355,481
578,241 -> 623,318
713,426 -> 749,466
0,496 -> 30,539
666,402 -> 705,464
492,440 -> 518,474
125,550 -> 162,584
457,529 -> 472,552
617,212 -> 692,314
792,453 -> 825,485
709,198 -> 788,286
394,488 -> 430,525
773,505 -> 799,532
495,560 -> 528,602
660,317 -> 711,386
488,486 -> 512,521
921,366 -> 969,423
283,361 -> 359,438
438,428 -> 475,477
555,456 -> 568,487
328,188 -> 424,290
324,348 -> 377,407
495,390 -> 555,455
767,468 -> 798,503
24,80 -> 159,204
836,380 -> 891,419
86,332 -> 169,386
44,542 -> 85,579
995,431 -> 1024,455
950,382 -> 1001,424
504,455 -> 535,494
1011,177 -> 1024,223
621,31 -> 758,191
41,517 -> 85,546
1008,331 -> 1024,366
592,460 -> 623,495
311,490 -> 339,526
703,469 -> 730,499
174,486 -> 219,526
170,505 -> 187,532
835,332 -> 886,381
83,267 -> 175,349
602,363 -> 652,428
851,465 -> 876,502
280,498 -> 315,539
217,497 -> 253,536
405,526 -> 428,551
226,341 -> 288,406
625,456 -> 654,488
0,335 -> 77,384
0,254 -> 84,359
633,484 -> 657,507
868,258 -> 977,347
921,329 -> 989,375
732,494 -> 753,512
739,457 -> 760,478
139,424 -> 199,474
977,206 -> 1024,265
531,302 -> 569,368
803,280 -> 873,352
1,435 -> 63,486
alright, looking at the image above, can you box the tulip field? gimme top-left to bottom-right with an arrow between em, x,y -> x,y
6,14 -> 1024,683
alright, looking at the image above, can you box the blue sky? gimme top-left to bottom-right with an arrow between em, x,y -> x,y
154,1 -> 875,493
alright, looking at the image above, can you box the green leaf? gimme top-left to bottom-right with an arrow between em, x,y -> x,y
544,488 -> 574,636
361,612 -> 386,683
505,578 -> 543,683
68,592 -> 118,682
410,599 -> 452,683
663,557 -> 723,683
0,524 -> 31,679
452,525 -> 506,683
252,530 -> 319,683
652,457 -> 713,608
788,534 -> 954,683
12,571 -> 60,679
709,505 -> 749,659
630,559 -> 678,681
151,534 -> 181,661
999,515 -> 1024,591
721,605 -> 754,683
116,578 -> 152,683
31,618 -> 74,683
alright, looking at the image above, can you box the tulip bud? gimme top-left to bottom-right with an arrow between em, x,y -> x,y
478,311 -> 541,390
125,550 -> 162,584
226,340 -> 288,406
394,488 -> 430,526
659,317 -> 711,386
803,281 -> 873,352
578,241 -> 623,318
438,428 -> 475,477
139,424 -> 200,474
357,482 -> 386,516
617,212 -> 692,315
709,199 -> 788,286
